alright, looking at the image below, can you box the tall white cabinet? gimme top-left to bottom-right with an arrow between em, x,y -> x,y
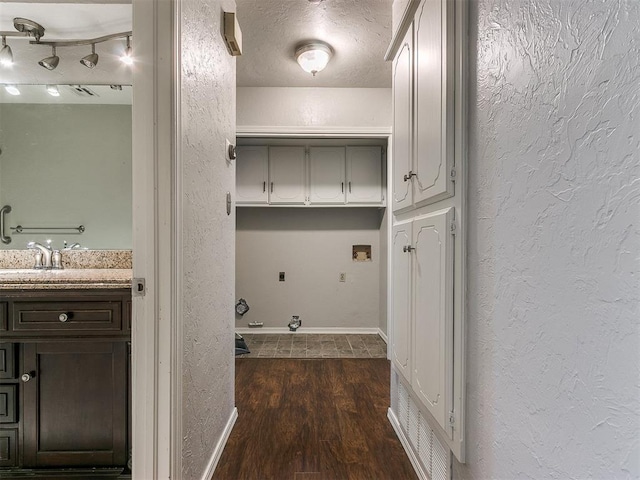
388,0 -> 466,471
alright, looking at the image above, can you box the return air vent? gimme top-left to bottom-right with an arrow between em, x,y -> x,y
67,85 -> 99,97
391,371 -> 451,480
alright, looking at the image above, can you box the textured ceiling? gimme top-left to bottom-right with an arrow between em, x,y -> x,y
236,0 -> 393,88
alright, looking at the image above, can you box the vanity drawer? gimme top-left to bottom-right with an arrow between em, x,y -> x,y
0,428 -> 18,467
0,344 -> 16,379
0,385 -> 17,423
0,302 -> 7,331
11,300 -> 122,334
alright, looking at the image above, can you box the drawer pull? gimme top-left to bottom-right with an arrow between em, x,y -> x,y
59,313 -> 69,322
21,372 -> 33,382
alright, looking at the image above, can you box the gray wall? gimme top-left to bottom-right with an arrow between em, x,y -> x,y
236,207 -> 383,330
180,0 -> 236,477
0,104 -> 132,250
455,1 -> 640,478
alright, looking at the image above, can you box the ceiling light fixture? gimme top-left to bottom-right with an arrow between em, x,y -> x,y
38,45 -> 59,70
46,85 -> 60,96
295,42 -> 332,76
0,37 -> 13,66
4,85 -> 20,96
80,43 -> 98,68
121,36 -> 133,65
0,18 -> 132,72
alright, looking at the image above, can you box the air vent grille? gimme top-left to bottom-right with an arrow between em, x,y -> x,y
391,370 -> 451,480
67,85 -> 99,97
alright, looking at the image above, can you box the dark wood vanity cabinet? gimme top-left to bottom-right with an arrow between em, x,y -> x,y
0,289 -> 131,477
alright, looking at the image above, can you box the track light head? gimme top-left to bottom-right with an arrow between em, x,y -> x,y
38,46 -> 59,70
120,36 -> 133,65
0,37 -> 13,67
80,44 -> 98,68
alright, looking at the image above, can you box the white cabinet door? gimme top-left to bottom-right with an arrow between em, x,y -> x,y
392,221 -> 413,382
392,28 -> 413,213
309,147 -> 345,204
412,207 -> 454,439
236,146 -> 268,204
413,0 -> 455,207
269,146 -> 306,204
346,146 -> 383,204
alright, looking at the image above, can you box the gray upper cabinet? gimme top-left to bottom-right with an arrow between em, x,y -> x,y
309,147 -> 346,204
392,0 -> 455,213
268,147 -> 307,205
236,146 -> 269,204
236,143 -> 386,207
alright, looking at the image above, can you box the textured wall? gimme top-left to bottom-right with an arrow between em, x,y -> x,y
236,207 -> 382,330
456,1 -> 640,478
0,104 -> 131,250
180,0 -> 236,478
237,87 -> 392,129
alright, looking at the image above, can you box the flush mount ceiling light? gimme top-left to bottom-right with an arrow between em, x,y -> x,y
39,46 -> 59,70
295,42 -> 332,76
0,17 -> 132,72
0,37 -> 13,66
80,43 -> 98,68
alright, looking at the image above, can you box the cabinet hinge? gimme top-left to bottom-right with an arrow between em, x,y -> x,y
449,410 -> 455,427
450,221 -> 457,235
450,167 -> 457,181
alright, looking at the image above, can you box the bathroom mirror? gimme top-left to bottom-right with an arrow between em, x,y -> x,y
0,84 -> 132,250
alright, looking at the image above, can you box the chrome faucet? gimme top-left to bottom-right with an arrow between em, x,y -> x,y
27,241 -> 54,269
63,242 -> 81,250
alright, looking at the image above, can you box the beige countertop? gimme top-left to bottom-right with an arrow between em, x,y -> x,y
0,269 -> 132,290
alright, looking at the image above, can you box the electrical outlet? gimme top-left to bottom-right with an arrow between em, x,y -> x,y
339,273 -> 346,282
279,272 -> 285,282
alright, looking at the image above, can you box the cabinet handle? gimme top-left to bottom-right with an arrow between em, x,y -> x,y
341,182 -> 344,193
404,171 -> 416,182
58,313 -> 69,322
21,372 -> 33,383
349,181 -> 352,193
263,181 -> 266,193
403,245 -> 415,253
271,182 -> 274,193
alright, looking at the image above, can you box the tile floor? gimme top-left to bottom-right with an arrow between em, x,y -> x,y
237,333 -> 388,358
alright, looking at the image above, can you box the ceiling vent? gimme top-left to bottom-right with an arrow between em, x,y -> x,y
67,85 -> 99,97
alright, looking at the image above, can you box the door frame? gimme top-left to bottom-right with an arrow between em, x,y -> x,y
131,0 -> 182,478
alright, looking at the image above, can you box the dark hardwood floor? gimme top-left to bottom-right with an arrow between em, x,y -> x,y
213,358 -> 418,480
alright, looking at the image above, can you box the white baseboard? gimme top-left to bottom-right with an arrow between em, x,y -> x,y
236,327 -> 382,335
377,328 -> 388,344
387,408 -> 428,480
200,407 -> 238,480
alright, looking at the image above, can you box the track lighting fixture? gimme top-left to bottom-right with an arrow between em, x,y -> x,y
38,45 -> 59,70
0,37 -> 13,67
121,36 -> 133,65
0,17 -> 132,72
80,43 -> 98,68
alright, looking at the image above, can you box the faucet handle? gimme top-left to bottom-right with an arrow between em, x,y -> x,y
52,250 -> 63,270
33,251 -> 43,269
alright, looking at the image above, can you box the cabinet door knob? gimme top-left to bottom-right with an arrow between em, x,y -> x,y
21,373 -> 33,382
59,313 -> 69,322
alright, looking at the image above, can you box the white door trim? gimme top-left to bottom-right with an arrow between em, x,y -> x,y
131,0 -> 179,477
